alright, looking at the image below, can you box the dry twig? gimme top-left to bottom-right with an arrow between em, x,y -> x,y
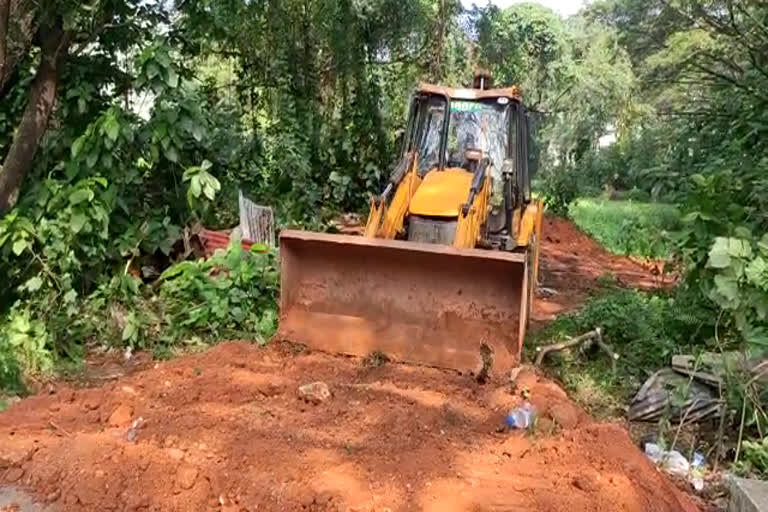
535,327 -> 619,369
48,420 -> 72,437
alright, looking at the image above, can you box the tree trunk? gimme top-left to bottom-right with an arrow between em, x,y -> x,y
0,0 -> 38,97
0,0 -> 9,80
0,19 -> 69,215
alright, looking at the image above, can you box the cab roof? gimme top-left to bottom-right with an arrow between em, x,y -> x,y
417,83 -> 522,102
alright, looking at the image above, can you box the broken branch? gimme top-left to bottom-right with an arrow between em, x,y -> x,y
535,328 -> 619,369
49,420 -> 72,437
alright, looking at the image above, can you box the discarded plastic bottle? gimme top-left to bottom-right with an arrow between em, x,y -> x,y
506,403 -> 537,429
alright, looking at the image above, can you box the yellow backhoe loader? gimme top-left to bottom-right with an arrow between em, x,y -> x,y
278,73 -> 543,376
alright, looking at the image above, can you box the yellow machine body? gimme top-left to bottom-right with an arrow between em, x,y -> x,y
278,80 -> 543,376
409,169 -> 473,218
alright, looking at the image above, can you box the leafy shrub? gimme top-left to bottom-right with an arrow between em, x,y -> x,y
706,235 -> 768,351
569,198 -> 680,259
735,437 -> 768,478
83,240 -> 280,350
0,306 -> 56,393
529,287 -> 715,404
0,239 -> 279,393
623,188 -> 651,202
673,171 -> 768,352
535,289 -> 671,367
540,166 -> 581,216
0,343 -> 23,394
0,308 -> 55,375
158,241 -> 279,343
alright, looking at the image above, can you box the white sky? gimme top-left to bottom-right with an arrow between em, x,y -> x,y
462,0 -> 589,16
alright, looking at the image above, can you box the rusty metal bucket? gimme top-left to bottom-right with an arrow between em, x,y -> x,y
277,231 -> 531,375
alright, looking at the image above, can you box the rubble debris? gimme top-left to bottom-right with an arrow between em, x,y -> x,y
107,404 -> 134,427
629,368 -> 720,423
644,443 -> 706,492
298,381 -> 331,404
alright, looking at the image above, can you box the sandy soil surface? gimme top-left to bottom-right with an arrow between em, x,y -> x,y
0,342 -> 698,512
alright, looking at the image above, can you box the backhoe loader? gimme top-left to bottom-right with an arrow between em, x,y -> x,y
278,73 -> 543,376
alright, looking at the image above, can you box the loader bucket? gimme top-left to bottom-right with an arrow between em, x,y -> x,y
278,231 -> 531,375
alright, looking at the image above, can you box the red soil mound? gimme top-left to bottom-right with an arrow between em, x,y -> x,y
533,215 -> 672,323
1,343 -> 698,512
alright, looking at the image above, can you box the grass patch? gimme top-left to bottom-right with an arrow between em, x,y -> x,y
569,198 -> 680,259
527,286 -> 713,417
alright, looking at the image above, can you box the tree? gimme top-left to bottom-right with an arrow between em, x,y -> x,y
0,15 -> 68,213
0,1 -> 166,214
474,3 -> 567,109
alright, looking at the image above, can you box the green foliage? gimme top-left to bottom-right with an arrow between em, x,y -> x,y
183,160 -> 221,213
536,289 -> 671,367
0,340 -> 24,394
475,5 -> 639,208
706,235 -> 768,351
474,3 -> 567,102
539,166 -> 580,216
158,242 -> 278,343
735,437 -> 768,478
77,241 -> 279,355
177,0 -> 471,219
530,286 -> 716,409
674,167 -> 768,356
1,308 -> 54,375
0,32 -> 247,389
569,199 -> 680,259
558,9 -> 768,464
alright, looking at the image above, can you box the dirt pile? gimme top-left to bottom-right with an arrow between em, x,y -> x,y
533,215 -> 672,323
1,342 -> 698,512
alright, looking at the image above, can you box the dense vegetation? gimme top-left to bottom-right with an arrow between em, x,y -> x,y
0,0 -> 633,388
0,0 -> 766,471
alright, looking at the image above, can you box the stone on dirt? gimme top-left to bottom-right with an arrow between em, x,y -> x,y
166,448 -> 185,461
44,488 -> 60,503
298,382 -> 331,404
536,416 -> 556,434
572,472 -> 601,492
107,404 -> 133,427
176,464 -> 198,490
4,469 -> 23,483
83,399 -> 99,411
547,402 -> 580,429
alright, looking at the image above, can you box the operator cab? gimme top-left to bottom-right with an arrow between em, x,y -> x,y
401,82 -> 536,249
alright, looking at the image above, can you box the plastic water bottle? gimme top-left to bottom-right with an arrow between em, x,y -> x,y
506,403 -> 537,429
690,452 -> 706,492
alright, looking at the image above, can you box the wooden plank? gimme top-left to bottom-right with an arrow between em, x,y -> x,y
239,190 -> 275,246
